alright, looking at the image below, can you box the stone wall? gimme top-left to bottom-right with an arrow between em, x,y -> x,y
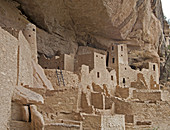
133,90 -> 161,101
44,69 -> 79,89
101,115 -> 125,130
0,27 -> 18,129
82,114 -> 125,130
114,99 -> 170,129
37,88 -> 79,124
18,31 -> 33,87
39,54 -> 74,72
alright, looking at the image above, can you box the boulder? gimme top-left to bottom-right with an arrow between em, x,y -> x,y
12,86 -> 44,105
30,105 -> 44,130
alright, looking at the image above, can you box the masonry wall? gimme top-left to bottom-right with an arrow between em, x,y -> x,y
76,54 -> 94,71
114,99 -> 170,129
133,90 -> 162,101
108,44 -> 159,89
0,27 -> 18,130
44,69 -> 79,89
23,23 -> 37,63
82,114 -> 125,130
80,64 -> 117,96
18,31 -> 33,87
101,115 -> 125,130
38,54 -> 74,72
37,88 -> 79,124
64,54 -> 74,72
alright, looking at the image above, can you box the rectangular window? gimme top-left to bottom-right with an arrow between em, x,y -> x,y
121,46 -> 123,51
97,72 -> 100,78
153,65 -> 155,71
111,76 -> 113,81
112,58 -> 115,63
112,46 -> 114,50
123,78 -> 125,84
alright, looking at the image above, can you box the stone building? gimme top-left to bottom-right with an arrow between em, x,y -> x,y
23,23 -> 37,63
38,54 -> 74,72
0,22 -> 170,130
108,43 -> 159,89
76,46 -> 117,95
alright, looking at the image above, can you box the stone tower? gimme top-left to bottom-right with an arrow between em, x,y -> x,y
23,23 -> 37,63
108,43 -> 128,84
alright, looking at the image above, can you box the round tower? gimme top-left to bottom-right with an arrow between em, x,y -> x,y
23,23 -> 37,63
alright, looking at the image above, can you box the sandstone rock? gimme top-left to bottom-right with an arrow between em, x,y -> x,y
12,86 -> 44,105
22,106 -> 29,122
32,60 -> 54,90
0,0 -> 165,67
0,26 -> 18,130
30,105 -> 45,130
10,121 -> 31,130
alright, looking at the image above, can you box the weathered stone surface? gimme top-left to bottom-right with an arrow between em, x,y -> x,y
44,69 -> 79,89
22,106 -> 29,122
37,88 -> 79,124
12,86 -> 44,105
32,60 -> 54,90
133,90 -> 161,101
30,105 -> 45,130
0,0 -> 170,130
0,0 -> 164,61
0,27 -> 18,130
82,114 -> 125,130
11,102 -> 23,121
18,31 -> 33,87
44,123 -> 80,130
10,121 -> 31,130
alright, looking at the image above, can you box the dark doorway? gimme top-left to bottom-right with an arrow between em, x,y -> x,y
106,52 -> 109,67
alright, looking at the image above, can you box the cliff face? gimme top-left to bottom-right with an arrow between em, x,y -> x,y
0,0 -> 164,63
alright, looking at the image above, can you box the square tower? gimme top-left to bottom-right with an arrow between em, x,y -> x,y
108,43 -> 128,68
77,52 -> 106,71
108,43 -> 128,85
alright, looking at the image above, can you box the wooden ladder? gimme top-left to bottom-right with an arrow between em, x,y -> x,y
56,69 -> 65,86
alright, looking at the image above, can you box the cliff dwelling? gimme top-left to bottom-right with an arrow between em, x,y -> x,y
0,0 -> 170,130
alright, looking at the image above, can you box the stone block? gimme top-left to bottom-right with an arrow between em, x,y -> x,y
102,115 -> 125,130
11,102 -> 23,121
10,121 -> 31,130
22,106 -> 29,122
82,114 -> 125,130
12,86 -> 44,105
30,105 -> 44,130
